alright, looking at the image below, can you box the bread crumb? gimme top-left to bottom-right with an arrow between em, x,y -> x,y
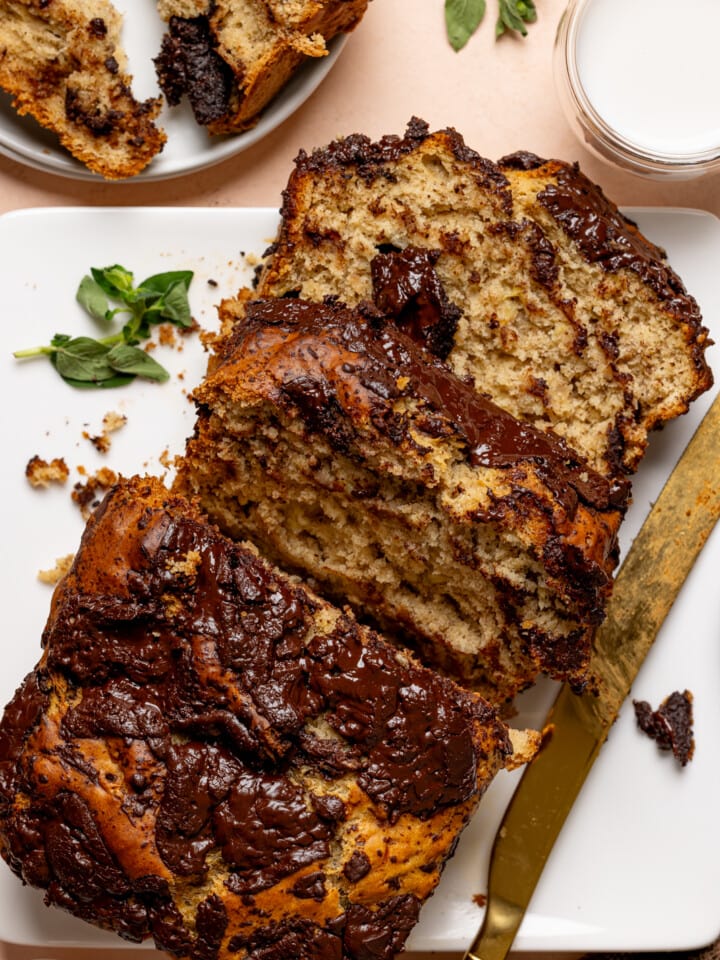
37,554 -> 74,585
158,324 -> 177,347
26,456 -> 70,488
72,467 -> 119,519
103,411 -> 127,434
165,550 -> 202,578
83,411 -> 127,454
179,316 -> 201,338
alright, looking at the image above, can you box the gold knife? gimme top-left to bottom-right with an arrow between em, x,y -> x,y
465,388 -> 720,960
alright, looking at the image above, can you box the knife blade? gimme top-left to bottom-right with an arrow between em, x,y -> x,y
465,388 -> 720,960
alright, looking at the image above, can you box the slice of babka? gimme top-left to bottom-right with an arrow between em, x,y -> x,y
154,0 -> 370,133
177,297 -> 628,704
256,118 -> 712,479
0,0 -> 165,178
0,476 -> 536,959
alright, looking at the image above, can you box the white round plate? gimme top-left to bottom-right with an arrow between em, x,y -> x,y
0,3 -> 347,183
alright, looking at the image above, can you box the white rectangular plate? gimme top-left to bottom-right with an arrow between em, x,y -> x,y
0,206 -> 718,955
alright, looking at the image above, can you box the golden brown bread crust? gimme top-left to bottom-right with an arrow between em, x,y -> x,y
178,297 -> 627,702
257,118 -> 713,478
0,476 -> 529,959
0,0 -> 165,179
155,0 -> 370,134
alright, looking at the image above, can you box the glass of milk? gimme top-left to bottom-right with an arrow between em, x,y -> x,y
554,0 -> 720,179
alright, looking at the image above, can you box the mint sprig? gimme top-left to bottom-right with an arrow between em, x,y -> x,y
14,265 -> 194,389
445,0 -> 537,49
496,0 -> 537,38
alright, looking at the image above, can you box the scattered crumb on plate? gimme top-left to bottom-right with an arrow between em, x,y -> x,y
25,455 -> 70,488
83,411 -> 127,454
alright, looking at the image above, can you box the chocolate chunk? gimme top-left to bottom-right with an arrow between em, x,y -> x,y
343,850 -> 371,882
154,17 -> 233,125
633,690 -> 695,766
343,896 -> 421,960
370,246 -> 460,360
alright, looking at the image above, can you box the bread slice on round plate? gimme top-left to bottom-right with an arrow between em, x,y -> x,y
0,0 -> 165,178
154,0 -> 370,133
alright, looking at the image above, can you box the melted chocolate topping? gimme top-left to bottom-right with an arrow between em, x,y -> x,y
535,163 -> 705,327
0,481 -> 494,956
293,117 -> 511,212
343,896 -> 421,960
234,298 -> 628,515
370,246 -> 460,360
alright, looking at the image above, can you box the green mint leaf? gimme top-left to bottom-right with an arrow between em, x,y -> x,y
76,275 -> 111,322
52,337 -> 117,383
497,0 -> 537,37
91,264 -> 136,300
106,343 -> 170,382
445,0 -> 486,50
138,270 -> 194,298
157,280 -> 193,326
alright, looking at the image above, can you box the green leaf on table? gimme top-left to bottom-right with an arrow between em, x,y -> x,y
90,264 -> 136,300
138,270 -> 194,298
57,371 -> 137,389
445,0 -> 487,50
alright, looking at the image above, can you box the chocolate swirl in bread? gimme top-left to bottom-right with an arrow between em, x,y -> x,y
179,296 -> 627,702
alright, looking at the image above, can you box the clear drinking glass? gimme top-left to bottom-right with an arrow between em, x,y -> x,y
554,0 -> 720,180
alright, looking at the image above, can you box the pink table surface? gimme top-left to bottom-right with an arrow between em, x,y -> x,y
0,2 -> 717,959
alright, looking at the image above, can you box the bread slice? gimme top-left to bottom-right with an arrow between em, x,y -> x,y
177,297 -> 627,704
0,476 -> 536,958
155,0 -> 370,133
0,0 -> 165,179
256,118 -> 713,479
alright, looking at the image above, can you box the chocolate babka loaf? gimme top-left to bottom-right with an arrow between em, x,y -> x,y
256,118 -> 712,478
0,0 -> 165,178
177,297 -> 628,703
0,476 -> 535,959
154,0 -> 370,133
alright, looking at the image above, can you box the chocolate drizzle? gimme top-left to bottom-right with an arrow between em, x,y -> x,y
231,298 -> 628,516
523,159 -> 706,329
